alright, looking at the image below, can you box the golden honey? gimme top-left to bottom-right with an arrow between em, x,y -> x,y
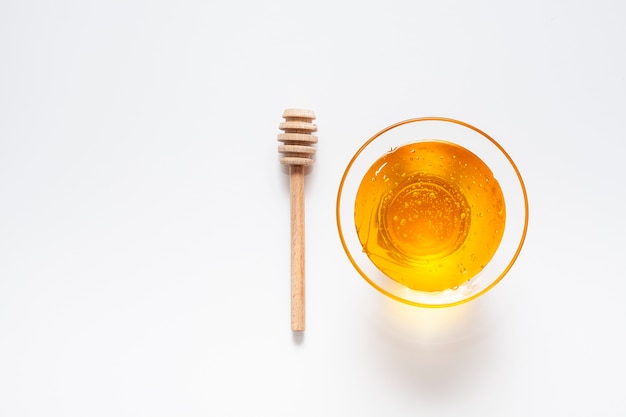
354,140 -> 506,292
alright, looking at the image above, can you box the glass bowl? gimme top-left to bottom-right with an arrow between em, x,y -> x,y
336,117 -> 528,307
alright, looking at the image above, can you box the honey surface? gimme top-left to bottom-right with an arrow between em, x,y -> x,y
354,140 -> 505,292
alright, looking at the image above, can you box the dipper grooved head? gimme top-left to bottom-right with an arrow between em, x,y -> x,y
278,109 -> 317,166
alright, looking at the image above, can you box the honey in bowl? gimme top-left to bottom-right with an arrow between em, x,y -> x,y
354,140 -> 506,292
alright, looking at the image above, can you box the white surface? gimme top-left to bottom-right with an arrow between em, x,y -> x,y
1,1 -> 625,416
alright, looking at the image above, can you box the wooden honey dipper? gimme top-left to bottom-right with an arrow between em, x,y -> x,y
277,108 -> 317,332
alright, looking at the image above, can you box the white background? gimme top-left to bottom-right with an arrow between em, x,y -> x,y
1,0 -> 625,416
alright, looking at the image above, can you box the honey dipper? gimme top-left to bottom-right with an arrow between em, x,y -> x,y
277,108 -> 317,332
